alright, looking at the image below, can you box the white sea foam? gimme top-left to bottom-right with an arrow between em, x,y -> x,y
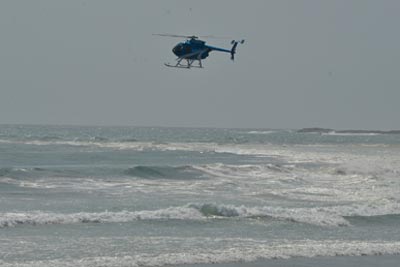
4,201 -> 399,229
1,138 -> 395,170
189,203 -> 351,226
2,157 -> 399,207
247,130 -> 276,134
1,240 -> 400,267
0,138 -> 336,160
192,163 -> 293,180
322,132 -> 381,136
0,207 -> 204,228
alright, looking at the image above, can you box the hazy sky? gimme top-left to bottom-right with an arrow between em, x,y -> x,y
1,0 -> 399,129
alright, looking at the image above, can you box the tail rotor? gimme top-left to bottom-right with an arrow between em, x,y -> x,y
230,39 -> 245,61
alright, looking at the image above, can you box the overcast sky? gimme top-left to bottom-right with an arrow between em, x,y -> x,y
1,0 -> 399,129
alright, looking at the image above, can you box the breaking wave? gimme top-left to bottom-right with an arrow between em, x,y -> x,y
124,162 -> 296,181
124,165 -> 205,180
1,240 -> 400,267
2,202 -> 400,228
0,167 -> 79,180
246,130 -> 276,134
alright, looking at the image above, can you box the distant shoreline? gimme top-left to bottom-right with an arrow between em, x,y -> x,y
298,128 -> 400,135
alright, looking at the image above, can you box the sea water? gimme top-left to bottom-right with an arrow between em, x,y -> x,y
0,125 -> 400,266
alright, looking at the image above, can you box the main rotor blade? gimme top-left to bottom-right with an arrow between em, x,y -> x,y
153,33 -> 239,41
198,35 -> 233,40
152,33 -> 198,39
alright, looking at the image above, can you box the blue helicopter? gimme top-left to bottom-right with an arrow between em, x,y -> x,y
153,34 -> 244,68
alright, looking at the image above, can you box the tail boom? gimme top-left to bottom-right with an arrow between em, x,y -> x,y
205,39 -> 244,61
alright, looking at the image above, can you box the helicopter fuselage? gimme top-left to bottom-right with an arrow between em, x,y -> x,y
172,39 -> 210,60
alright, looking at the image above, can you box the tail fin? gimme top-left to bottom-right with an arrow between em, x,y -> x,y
230,42 -> 238,60
230,39 -> 244,61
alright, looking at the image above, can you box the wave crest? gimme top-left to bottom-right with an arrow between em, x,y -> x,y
124,165 -> 205,180
0,203 -> 363,228
1,240 -> 400,267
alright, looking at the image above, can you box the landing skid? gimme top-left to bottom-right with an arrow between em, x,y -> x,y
164,63 -> 191,69
164,58 -> 204,69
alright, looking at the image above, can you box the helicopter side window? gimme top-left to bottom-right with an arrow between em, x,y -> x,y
173,44 -> 183,54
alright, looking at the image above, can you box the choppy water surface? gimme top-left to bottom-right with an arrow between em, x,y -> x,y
1,125 -> 400,266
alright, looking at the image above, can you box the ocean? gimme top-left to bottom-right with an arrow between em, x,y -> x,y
1,125 -> 400,266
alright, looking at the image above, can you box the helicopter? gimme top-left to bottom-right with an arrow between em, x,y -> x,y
153,34 -> 245,68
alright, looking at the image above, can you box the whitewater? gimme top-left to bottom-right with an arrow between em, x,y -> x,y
1,125 -> 400,266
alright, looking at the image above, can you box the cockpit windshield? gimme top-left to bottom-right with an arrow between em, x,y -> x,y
173,43 -> 184,54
